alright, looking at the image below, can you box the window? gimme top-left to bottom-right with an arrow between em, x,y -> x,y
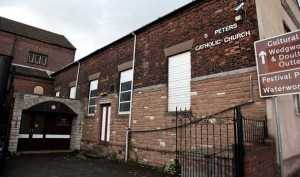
69,86 -> 76,99
88,80 -> 98,115
297,0 -> 300,8
55,91 -> 60,97
28,51 -> 48,66
294,94 -> 300,114
168,52 -> 191,112
33,86 -> 44,95
283,22 -> 291,33
119,69 -> 133,114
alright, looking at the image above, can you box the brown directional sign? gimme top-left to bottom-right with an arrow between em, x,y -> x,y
254,30 -> 300,97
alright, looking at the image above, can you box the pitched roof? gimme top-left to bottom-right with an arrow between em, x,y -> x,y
52,0 -> 206,76
0,16 -> 76,50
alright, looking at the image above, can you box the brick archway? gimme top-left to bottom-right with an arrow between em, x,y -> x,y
8,93 -> 84,153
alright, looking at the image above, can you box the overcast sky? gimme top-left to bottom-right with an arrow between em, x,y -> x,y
0,0 -> 191,60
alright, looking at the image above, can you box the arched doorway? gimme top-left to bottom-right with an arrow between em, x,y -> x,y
17,101 -> 77,151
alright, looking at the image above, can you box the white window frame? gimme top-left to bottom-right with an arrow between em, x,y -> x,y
88,80 -> 98,116
69,86 -> 76,99
168,52 -> 191,112
118,69 -> 133,115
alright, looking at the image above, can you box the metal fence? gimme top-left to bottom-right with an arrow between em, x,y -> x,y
243,117 -> 268,144
175,106 -> 267,177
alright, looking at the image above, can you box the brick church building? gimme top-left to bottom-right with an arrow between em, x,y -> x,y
0,0 -> 300,176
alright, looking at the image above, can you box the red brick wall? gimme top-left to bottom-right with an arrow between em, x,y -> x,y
134,0 -> 259,88
0,31 -> 75,72
13,75 -> 54,96
54,0 -> 260,96
52,0 -> 268,169
53,64 -> 78,99
128,69 -> 266,166
54,38 -> 134,145
244,145 -> 277,177
0,31 -> 15,56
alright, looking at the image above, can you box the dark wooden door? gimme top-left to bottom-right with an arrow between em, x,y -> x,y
44,116 -> 72,150
18,113 -> 46,151
18,112 -> 73,151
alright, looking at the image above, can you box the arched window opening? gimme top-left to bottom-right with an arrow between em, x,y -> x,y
33,86 -> 44,95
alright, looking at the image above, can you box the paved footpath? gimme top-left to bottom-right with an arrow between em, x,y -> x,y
0,153 -> 165,177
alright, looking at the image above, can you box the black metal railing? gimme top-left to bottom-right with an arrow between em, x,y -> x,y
175,106 -> 267,177
242,117 -> 268,144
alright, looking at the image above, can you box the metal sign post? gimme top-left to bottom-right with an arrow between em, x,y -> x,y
273,97 -> 284,177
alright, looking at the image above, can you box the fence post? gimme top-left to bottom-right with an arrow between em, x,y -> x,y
235,106 -> 245,177
263,116 -> 269,142
175,107 -> 179,177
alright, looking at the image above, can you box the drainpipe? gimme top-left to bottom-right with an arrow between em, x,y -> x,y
125,32 -> 137,162
75,61 -> 81,98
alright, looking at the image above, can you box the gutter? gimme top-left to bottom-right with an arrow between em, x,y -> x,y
125,32 -> 137,162
75,61 -> 81,98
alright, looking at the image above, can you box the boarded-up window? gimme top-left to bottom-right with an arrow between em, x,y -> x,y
33,86 -> 44,95
168,52 -> 191,112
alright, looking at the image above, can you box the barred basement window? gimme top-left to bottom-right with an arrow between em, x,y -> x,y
28,51 -> 48,66
88,80 -> 98,115
119,69 -> 133,114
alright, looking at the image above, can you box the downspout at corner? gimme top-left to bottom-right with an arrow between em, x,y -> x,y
75,61 -> 81,98
125,32 -> 137,162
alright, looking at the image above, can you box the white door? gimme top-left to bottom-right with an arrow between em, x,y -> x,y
100,105 -> 111,142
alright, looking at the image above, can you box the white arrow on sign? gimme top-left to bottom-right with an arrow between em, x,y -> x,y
259,51 -> 267,64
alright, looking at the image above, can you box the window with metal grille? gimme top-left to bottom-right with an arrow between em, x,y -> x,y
168,52 -> 191,112
88,80 -> 98,115
118,69 -> 133,114
27,51 -> 48,66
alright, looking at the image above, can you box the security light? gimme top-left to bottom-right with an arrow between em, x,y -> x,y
235,2 -> 245,11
